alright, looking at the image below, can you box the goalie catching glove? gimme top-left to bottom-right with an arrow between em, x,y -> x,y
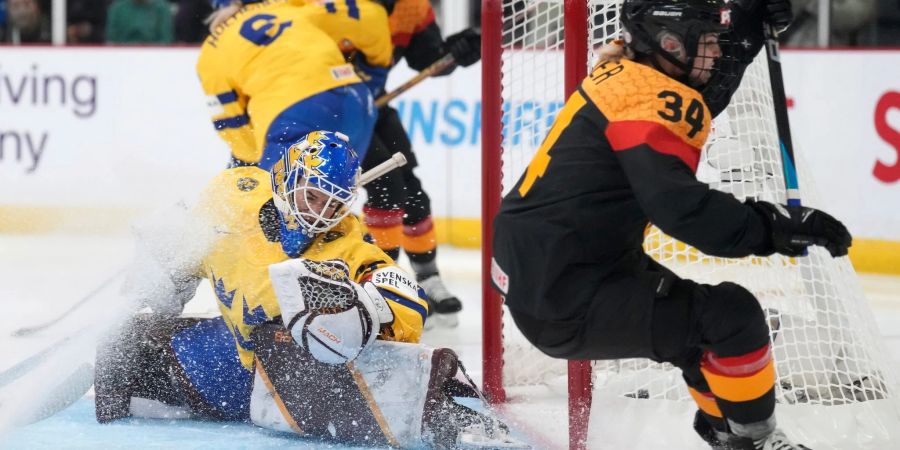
269,259 -> 395,364
749,200 -> 852,257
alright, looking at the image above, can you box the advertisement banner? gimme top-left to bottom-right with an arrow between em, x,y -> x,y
0,48 -> 897,264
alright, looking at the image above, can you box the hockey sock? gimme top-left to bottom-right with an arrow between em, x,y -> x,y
403,216 -> 437,278
688,387 -> 725,425
363,206 -> 403,259
700,344 -> 777,440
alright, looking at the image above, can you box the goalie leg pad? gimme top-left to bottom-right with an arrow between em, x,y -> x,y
250,323 -> 392,446
95,315 -> 199,423
95,315 -> 251,423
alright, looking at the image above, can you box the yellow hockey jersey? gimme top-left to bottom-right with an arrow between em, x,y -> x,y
195,166 -> 428,369
197,0 -> 362,164
292,0 -> 393,68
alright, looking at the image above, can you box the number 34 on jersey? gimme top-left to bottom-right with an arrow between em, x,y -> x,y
517,59 -> 712,197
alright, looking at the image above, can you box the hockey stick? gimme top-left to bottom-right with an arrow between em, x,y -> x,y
360,152 -> 407,185
374,53 -> 456,108
11,268 -> 127,337
764,25 -> 801,207
8,154 -> 406,340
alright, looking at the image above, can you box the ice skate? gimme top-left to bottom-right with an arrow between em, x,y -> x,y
420,274 -> 462,328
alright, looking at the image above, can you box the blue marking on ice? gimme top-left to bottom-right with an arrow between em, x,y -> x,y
0,398 -> 525,449
0,399 -> 391,449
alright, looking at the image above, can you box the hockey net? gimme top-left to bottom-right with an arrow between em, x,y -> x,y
481,1 -> 900,449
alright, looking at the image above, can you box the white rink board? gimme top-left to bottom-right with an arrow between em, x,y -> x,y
0,48 -> 898,241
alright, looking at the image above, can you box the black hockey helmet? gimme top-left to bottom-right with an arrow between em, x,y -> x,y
621,0 -> 732,86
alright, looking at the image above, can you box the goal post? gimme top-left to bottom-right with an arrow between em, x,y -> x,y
481,1 -> 900,449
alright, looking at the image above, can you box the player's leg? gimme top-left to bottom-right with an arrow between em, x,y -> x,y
361,130 -> 406,261
250,323 -> 527,448
95,315 -> 252,423
257,82 -> 376,171
651,280 -> 807,449
374,106 -> 462,325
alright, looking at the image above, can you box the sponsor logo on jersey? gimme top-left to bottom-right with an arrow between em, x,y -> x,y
491,257 -> 509,294
373,268 -> 419,293
331,64 -> 357,81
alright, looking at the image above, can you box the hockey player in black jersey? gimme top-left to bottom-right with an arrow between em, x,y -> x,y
357,0 -> 482,328
492,1 -> 849,449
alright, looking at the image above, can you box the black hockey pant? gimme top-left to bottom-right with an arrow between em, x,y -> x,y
508,260 -> 777,437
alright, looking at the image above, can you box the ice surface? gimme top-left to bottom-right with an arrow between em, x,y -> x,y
1,236 -> 899,449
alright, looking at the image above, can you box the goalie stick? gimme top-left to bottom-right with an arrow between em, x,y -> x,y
374,53 -> 456,108
8,154 -> 406,339
10,268 -> 126,338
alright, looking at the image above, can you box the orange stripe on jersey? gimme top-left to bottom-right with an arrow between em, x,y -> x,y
688,387 -> 723,418
606,120 -> 702,171
701,360 -> 776,403
389,0 -> 434,46
517,92 -> 588,197
412,7 -> 435,33
579,59 -> 711,151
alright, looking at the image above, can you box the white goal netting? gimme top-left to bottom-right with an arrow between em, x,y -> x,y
490,1 -> 900,448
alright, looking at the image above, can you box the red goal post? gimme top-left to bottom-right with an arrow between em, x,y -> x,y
481,1 -> 593,448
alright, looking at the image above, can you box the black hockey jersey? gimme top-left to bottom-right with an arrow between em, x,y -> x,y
492,59 -> 772,321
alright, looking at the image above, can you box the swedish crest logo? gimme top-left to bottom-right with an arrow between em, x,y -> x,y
236,177 -> 259,191
287,131 -> 330,179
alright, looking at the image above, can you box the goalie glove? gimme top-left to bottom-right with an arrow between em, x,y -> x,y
748,200 -> 852,258
268,259 -> 394,364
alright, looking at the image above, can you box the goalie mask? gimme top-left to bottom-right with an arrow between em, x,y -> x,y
270,131 -> 360,257
621,0 -> 732,88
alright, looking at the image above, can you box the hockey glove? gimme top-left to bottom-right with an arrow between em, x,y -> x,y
442,28 -> 481,67
733,0 -> 794,34
749,200 -> 852,258
763,0 -> 794,33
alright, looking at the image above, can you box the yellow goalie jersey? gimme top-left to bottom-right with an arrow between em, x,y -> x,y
197,0 -> 362,164
195,166 -> 428,369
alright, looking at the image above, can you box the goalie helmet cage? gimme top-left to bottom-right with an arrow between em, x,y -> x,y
480,1 -> 900,449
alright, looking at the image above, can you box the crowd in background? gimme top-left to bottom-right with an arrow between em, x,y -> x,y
0,0 -> 898,46
0,0 -> 210,44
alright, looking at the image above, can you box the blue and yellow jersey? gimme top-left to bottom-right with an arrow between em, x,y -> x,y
292,0 -> 393,68
195,166 -> 428,369
197,0 -> 361,164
